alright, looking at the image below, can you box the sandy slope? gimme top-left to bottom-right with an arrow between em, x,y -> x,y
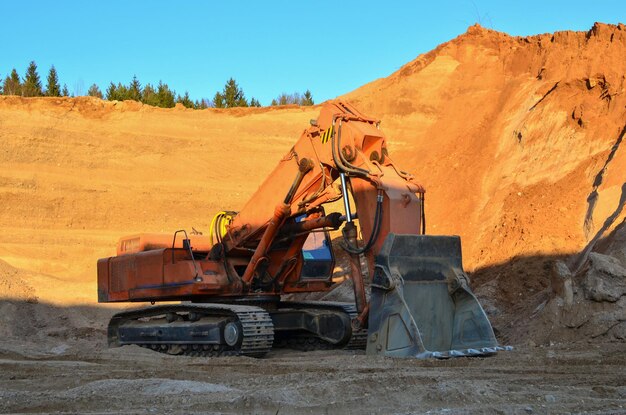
0,98 -> 317,304
344,23 -> 626,326
345,23 -> 626,271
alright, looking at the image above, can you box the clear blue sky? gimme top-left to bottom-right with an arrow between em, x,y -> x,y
1,1 -> 624,105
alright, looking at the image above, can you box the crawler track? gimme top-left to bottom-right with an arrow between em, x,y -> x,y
108,304 -> 274,357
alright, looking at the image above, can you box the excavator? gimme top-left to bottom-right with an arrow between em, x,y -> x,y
97,101 -> 508,358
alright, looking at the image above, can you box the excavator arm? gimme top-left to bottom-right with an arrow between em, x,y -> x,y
225,100 -> 424,251
220,101 -> 424,316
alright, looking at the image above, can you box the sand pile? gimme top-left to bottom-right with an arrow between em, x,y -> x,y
0,259 -> 38,303
346,22 -> 626,269
0,23 -> 625,346
517,218 -> 626,345
344,22 -> 626,343
0,259 -> 114,357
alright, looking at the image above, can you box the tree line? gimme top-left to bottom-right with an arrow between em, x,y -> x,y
1,61 -> 315,109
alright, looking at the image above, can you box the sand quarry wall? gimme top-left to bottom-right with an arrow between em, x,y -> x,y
0,23 -> 625,343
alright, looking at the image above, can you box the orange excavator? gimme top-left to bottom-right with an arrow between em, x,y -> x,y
97,101 -> 508,358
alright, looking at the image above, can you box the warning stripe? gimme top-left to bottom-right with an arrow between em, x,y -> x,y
320,126 -> 333,144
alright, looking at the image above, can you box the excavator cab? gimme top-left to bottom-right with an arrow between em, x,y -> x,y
297,214 -> 335,280
366,234 -> 508,357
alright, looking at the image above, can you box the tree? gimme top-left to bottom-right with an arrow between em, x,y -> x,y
194,98 -> 209,109
87,83 -> 103,99
215,78 -> 248,108
279,93 -> 291,105
272,93 -> 292,105
62,84 -> 69,97
106,82 -> 130,101
74,79 -> 85,96
23,61 -> 43,97
141,83 -> 159,107
273,92 -> 295,106
176,91 -> 194,108
156,81 -> 175,108
105,82 -> 117,100
117,83 -> 129,100
128,75 -> 141,101
270,91 -> 313,106
213,91 -> 225,108
302,90 -> 314,106
249,97 -> 261,107
2,69 -> 22,95
45,66 -> 61,97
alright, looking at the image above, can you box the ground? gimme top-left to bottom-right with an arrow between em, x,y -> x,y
1,296 -> 623,414
0,341 -> 624,415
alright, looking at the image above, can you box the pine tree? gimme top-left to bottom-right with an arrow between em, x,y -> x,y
277,93 -> 290,105
213,91 -> 225,108
105,82 -> 118,100
176,91 -> 194,108
87,84 -> 103,99
2,69 -> 22,95
141,83 -> 159,107
218,78 -> 248,108
302,90 -> 314,106
156,81 -> 175,108
128,75 -> 141,101
194,98 -> 209,109
270,91 -> 312,106
23,61 -> 43,97
45,66 -> 61,97
249,97 -> 261,107
62,84 -> 69,97
237,96 -> 248,107
106,82 -> 131,101
270,99 -> 278,106
116,83 -> 129,100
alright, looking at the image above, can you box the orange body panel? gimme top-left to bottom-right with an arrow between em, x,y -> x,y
98,249 -> 234,302
117,233 -> 214,256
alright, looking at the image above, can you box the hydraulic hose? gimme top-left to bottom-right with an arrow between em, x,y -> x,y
331,118 -> 369,178
336,119 -> 370,176
341,190 -> 384,255
209,211 -> 236,245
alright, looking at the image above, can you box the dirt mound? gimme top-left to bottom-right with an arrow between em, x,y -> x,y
515,219 -> 626,345
0,23 -> 625,348
343,22 -> 626,344
0,94 -> 317,306
345,22 -> 626,268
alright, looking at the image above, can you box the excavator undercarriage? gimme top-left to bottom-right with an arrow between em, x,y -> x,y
98,101 -> 508,358
108,301 -> 367,357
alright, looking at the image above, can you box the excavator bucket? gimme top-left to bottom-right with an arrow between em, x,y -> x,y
366,234 -> 509,358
